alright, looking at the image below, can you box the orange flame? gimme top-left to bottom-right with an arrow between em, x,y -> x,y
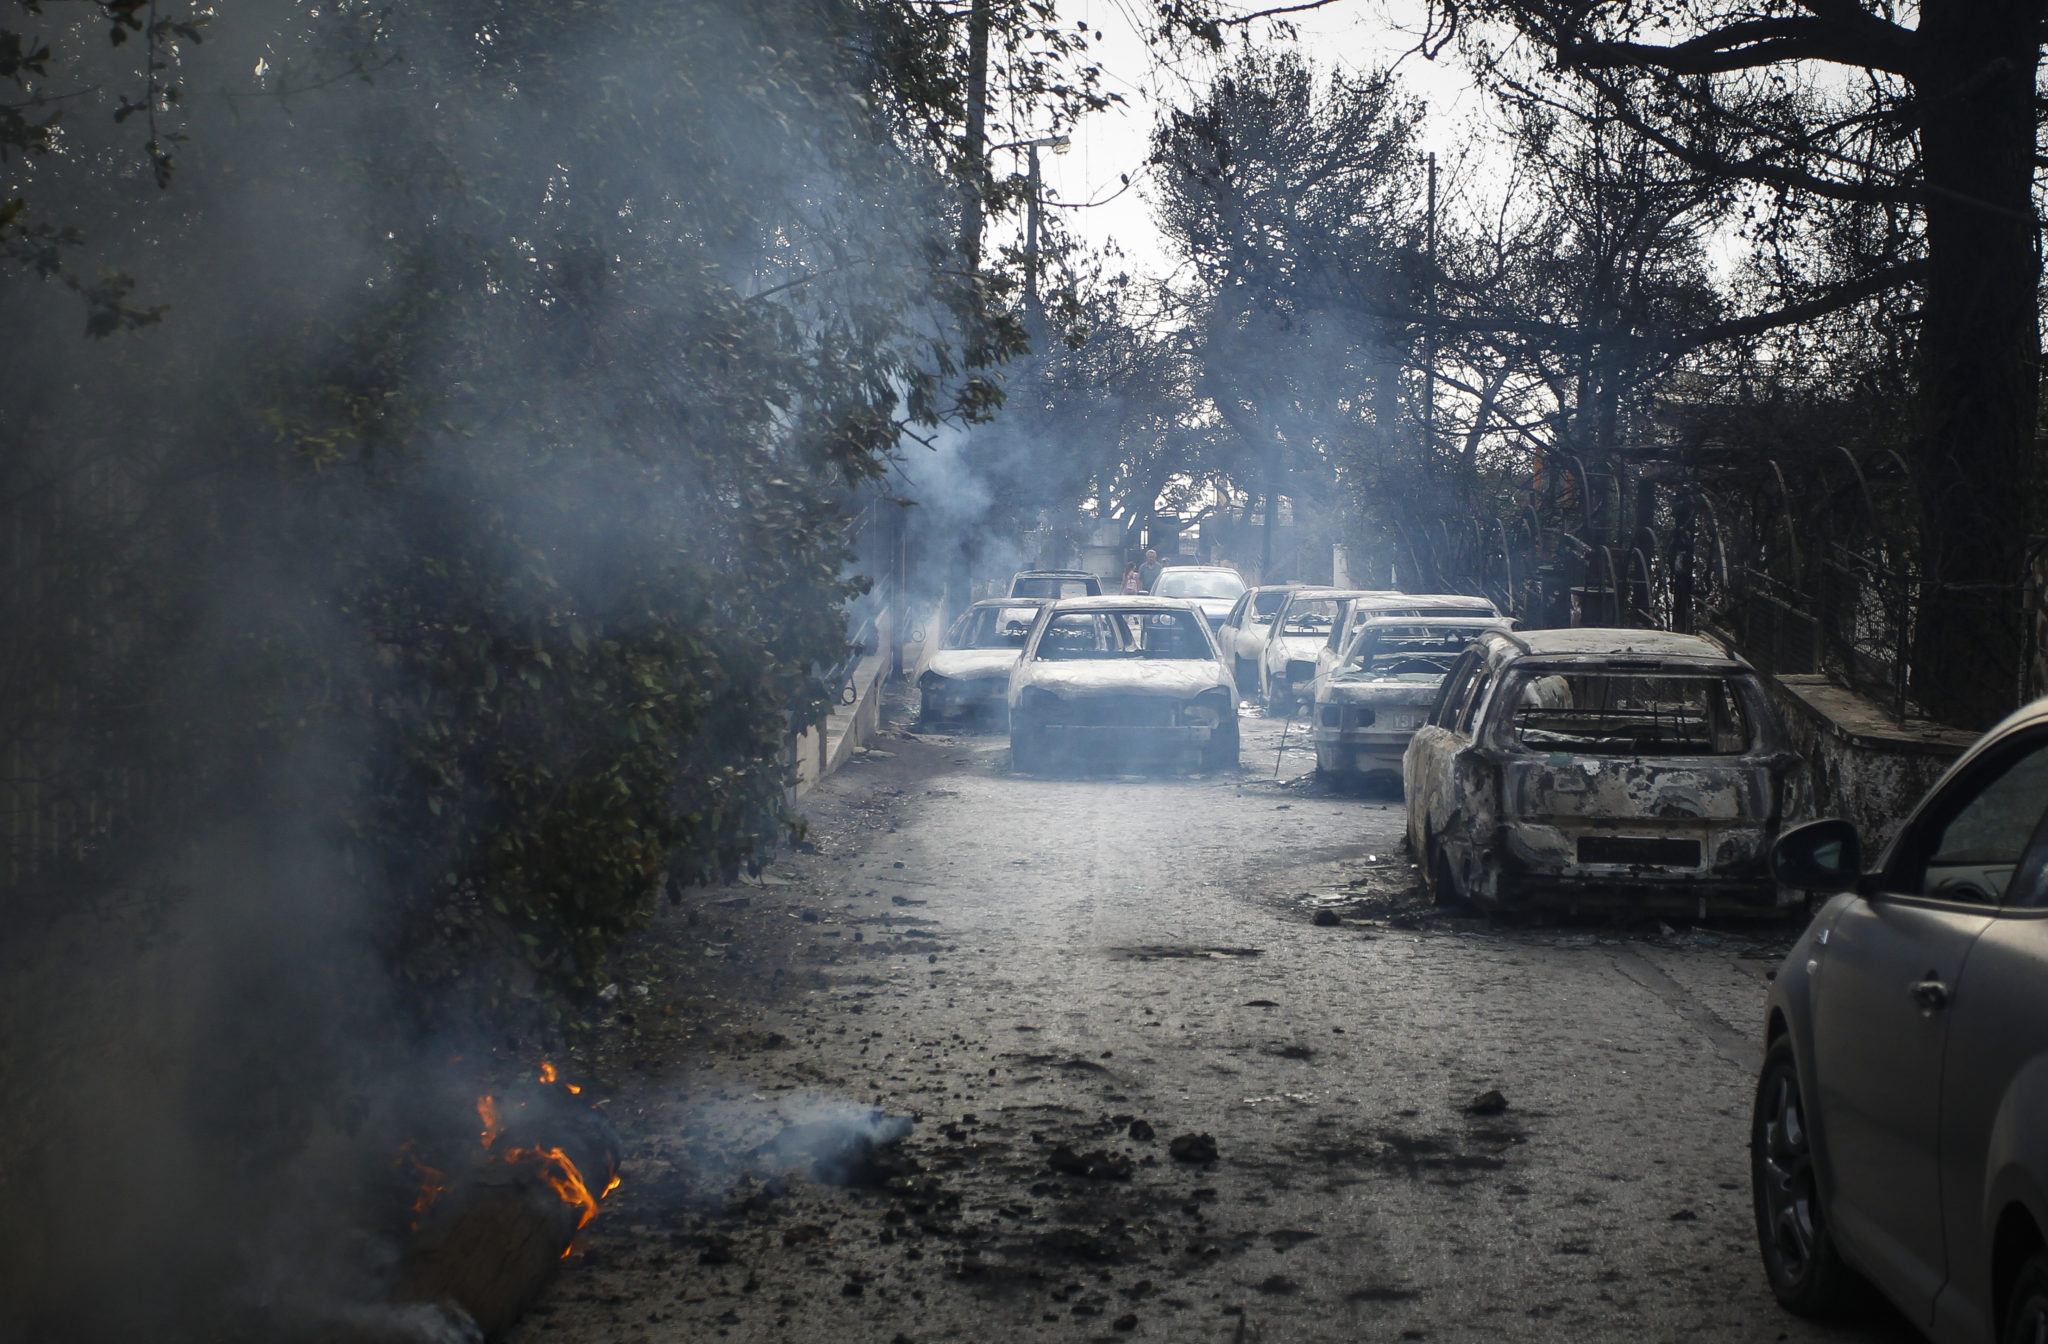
501,1145 -> 605,1229
478,1095 -> 502,1149
539,1061 -> 557,1084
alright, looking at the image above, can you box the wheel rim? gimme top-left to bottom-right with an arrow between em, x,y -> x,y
1759,1068 -> 1820,1282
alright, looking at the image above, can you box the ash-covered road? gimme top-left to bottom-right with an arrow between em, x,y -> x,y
516,700 -> 1917,1344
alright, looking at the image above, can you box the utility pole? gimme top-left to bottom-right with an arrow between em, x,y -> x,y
962,0 -> 990,272
947,0 -> 990,620
1025,139 -> 1044,325
1423,151 -> 1437,459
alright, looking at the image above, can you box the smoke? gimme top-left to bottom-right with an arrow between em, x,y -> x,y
0,0 -> 975,1338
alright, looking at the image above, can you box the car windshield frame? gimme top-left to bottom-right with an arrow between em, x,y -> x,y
1336,622 -> 1496,681
944,604 -> 1044,651
1153,569 -> 1246,601
1277,596 -> 1342,637
1031,608 -> 1218,662
1498,667 -> 1758,757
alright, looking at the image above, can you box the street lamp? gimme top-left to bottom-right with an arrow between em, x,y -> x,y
997,134 -> 1070,323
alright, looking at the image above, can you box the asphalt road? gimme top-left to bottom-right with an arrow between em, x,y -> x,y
513,695 -> 1922,1344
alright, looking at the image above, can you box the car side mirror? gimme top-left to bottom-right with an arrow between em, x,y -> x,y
1773,818 -> 1863,891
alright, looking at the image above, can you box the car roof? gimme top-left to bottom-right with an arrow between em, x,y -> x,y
1357,615 -> 1511,630
1044,596 -> 1208,613
1013,569 -> 1095,579
1157,562 -> 1240,571
970,596 -> 1051,608
1283,587 -> 1372,602
1476,627 -> 1746,666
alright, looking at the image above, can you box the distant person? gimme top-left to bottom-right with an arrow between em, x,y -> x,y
1120,562 -> 1143,594
1138,549 -> 1163,590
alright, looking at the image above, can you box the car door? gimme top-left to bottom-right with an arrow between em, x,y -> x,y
1219,592 -> 1252,662
1914,731 -> 2048,1342
1406,647 -> 1485,851
1809,733 -> 2048,1324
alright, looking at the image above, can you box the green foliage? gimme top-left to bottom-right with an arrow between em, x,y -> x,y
1,0 -> 1099,1029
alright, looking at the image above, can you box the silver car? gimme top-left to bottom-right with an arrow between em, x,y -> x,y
1007,597 -> 1238,773
1758,697 -> 2048,1341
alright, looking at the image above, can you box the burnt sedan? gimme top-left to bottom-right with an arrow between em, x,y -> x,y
914,597 -> 1051,725
1756,698 -> 2048,1342
1007,597 -> 1238,773
1310,616 -> 1512,784
1405,629 -> 1807,916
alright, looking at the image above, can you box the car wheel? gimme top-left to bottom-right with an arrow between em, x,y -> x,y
918,688 -> 937,726
1428,841 -> 1467,910
2003,1251 -> 2048,1344
1267,679 -> 1294,717
1751,1036 -> 1855,1318
1234,657 -> 1256,697
1011,724 -> 1048,774
1201,721 -> 1239,772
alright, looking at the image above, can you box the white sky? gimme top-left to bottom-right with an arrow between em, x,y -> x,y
1018,0 -> 1497,280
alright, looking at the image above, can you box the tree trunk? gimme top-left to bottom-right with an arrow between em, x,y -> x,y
1909,0 -> 2041,728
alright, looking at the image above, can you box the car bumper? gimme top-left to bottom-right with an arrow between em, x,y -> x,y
1485,821 -> 1788,913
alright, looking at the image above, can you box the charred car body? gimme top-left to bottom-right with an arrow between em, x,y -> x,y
1312,592 -> 1502,686
915,598 -> 1052,724
1008,569 -> 1102,600
1217,583 -> 1303,696
1008,597 -> 1238,773
1260,587 -> 1368,714
1406,629 -> 1807,916
1311,616 -> 1514,783
1147,563 -> 1247,631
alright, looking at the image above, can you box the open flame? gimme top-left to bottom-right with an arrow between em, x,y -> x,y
407,1062 -> 617,1254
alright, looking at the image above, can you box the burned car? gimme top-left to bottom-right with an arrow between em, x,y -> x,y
1259,587 -> 1368,714
1008,569 -> 1102,599
914,597 -> 1052,724
1310,616 -> 1513,783
1007,597 -> 1238,773
1147,563 -> 1247,631
1312,592 -> 1502,686
1405,629 -> 1807,916
1217,582 -> 1302,695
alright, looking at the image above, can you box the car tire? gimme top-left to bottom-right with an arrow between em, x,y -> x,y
1011,724 -> 1048,774
1751,1036 -> 1856,1318
2003,1251 -> 2048,1344
918,688 -> 937,726
1201,721 -> 1239,772
1267,679 -> 1294,717
1427,841 -> 1468,910
1234,657 -> 1257,697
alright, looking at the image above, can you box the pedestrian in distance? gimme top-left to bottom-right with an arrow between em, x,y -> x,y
1137,548 -> 1163,591
1120,561 -> 1143,594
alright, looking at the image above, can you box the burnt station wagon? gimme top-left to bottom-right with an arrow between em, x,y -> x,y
1405,628 -> 1808,917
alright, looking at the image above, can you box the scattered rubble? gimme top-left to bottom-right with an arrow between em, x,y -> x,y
1169,1133 -> 1219,1164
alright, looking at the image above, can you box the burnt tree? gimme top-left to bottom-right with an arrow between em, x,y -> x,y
1462,0 -> 2040,727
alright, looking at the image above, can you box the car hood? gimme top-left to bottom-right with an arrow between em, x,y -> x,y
1319,677 -> 1442,706
1018,660 -> 1228,698
927,649 -> 1019,681
1271,634 -> 1328,660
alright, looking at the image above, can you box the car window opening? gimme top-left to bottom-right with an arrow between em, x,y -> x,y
1508,672 -> 1755,756
947,606 -> 1041,650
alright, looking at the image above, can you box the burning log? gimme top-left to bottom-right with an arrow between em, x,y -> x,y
397,1067 -> 621,1340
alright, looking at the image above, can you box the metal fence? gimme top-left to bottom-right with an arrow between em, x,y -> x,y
1394,447 -> 2039,728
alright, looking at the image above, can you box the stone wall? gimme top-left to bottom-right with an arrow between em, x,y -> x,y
1765,674 -> 1978,857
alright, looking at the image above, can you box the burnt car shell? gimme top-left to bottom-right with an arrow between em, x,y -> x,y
1007,597 -> 1238,772
915,598 -> 1051,723
1312,616 -> 1514,782
1406,629 -> 1808,916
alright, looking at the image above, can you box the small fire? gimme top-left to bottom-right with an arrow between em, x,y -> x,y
408,1062 -> 618,1251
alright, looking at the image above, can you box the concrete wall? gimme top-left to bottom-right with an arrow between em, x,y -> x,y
1765,674 -> 1977,856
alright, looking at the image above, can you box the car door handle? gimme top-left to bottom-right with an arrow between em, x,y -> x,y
1910,978 -> 1951,1012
